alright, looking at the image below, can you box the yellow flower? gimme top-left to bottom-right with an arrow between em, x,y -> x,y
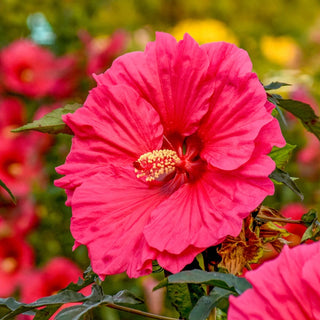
171,19 -> 238,45
261,36 -> 300,67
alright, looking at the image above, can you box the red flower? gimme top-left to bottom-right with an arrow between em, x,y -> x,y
0,196 -> 38,236
19,257 -> 88,320
49,54 -> 81,99
0,97 -> 26,130
0,235 -> 34,297
281,203 -> 307,245
0,40 -> 57,98
55,33 -> 285,278
0,134 -> 45,198
79,29 -> 127,75
20,257 -> 83,302
228,242 -> 320,319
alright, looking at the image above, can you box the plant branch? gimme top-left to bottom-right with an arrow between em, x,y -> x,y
256,214 -> 301,224
104,302 -> 180,320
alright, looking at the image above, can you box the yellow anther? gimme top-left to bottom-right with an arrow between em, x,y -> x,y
134,149 -> 180,182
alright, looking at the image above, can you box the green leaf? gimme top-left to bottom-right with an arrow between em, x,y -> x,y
301,209 -> 318,226
11,103 -> 81,135
301,209 -> 320,243
166,283 -> 194,319
63,265 -> 98,292
0,291 -> 86,320
188,288 -> 231,320
269,168 -> 304,201
34,305 -> 61,320
112,290 -> 143,305
277,98 -> 320,140
0,179 -> 16,204
55,285 -> 143,320
264,82 -> 290,91
269,144 -> 296,170
156,270 -> 251,295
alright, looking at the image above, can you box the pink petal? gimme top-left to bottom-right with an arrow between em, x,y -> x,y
144,155 -> 274,255
55,84 -> 163,204
228,243 -> 320,320
201,41 -> 253,78
199,72 -> 274,170
95,32 -> 212,136
70,166 -> 171,279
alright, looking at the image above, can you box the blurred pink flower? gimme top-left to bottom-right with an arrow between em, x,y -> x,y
0,196 -> 38,236
49,54 -> 81,99
0,235 -> 34,297
55,32 -> 285,278
79,29 -> 127,75
20,257 -> 83,302
0,134 -> 45,198
0,40 -> 57,98
281,203 -> 307,244
19,257 -> 88,320
0,97 -> 26,130
228,242 -> 320,319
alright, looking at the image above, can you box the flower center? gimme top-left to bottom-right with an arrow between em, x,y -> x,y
134,149 -> 180,182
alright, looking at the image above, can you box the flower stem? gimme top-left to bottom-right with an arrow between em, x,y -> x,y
256,214 -> 301,224
104,302 -> 180,320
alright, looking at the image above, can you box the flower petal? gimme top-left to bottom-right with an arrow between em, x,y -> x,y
95,32 -> 212,136
228,243 -> 320,320
144,155 -> 274,255
70,166 -> 170,279
199,72 -> 274,170
55,84 -> 163,204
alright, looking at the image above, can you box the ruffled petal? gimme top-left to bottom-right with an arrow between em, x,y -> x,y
201,41 -> 253,78
95,32 -> 212,136
144,155 -> 274,255
198,72 -> 274,170
70,166 -> 171,279
55,84 -> 163,204
228,243 -> 320,320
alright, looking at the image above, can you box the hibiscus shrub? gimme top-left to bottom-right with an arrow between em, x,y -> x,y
1,32 -> 320,320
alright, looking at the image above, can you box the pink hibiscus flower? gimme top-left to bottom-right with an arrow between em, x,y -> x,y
19,257 -> 89,320
228,242 -> 320,319
0,40 -> 57,98
79,29 -> 127,75
55,32 -> 285,278
0,235 -> 34,297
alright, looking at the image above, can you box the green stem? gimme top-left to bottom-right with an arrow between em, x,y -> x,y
256,214 -> 301,224
104,302 -> 180,320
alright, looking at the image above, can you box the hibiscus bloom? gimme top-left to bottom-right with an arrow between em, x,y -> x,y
0,39 -> 57,98
228,242 -> 320,319
79,29 -> 127,75
55,32 -> 285,278
0,235 -> 34,297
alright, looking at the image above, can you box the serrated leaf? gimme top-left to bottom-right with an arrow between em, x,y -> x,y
269,144 -> 296,170
269,168 -> 304,200
264,82 -> 290,91
159,270 -> 251,295
188,288 -> 231,320
0,179 -> 16,204
277,99 -> 320,140
11,104 -> 81,135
